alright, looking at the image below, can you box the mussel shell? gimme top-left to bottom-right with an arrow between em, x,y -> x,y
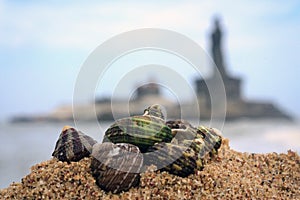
103,115 -> 173,153
90,142 -> 143,194
52,126 -> 97,162
144,142 -> 200,177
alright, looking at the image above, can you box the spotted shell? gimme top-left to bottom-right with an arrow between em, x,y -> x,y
52,126 -> 97,162
103,104 -> 173,153
90,142 -> 143,194
166,120 -> 222,161
166,119 -> 193,130
144,142 -> 200,177
197,126 -> 222,156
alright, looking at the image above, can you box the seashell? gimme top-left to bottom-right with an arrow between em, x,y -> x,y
166,119 -> 199,142
103,104 -> 173,153
176,126 -> 222,161
144,142 -> 200,177
143,104 -> 165,119
52,126 -> 97,162
90,142 -> 143,194
166,120 -> 222,167
166,119 -> 193,130
167,120 -> 222,155
197,126 -> 222,156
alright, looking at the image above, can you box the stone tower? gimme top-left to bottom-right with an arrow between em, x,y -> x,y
196,17 -> 242,107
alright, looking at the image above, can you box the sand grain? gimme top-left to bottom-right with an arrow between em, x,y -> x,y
1,139 -> 299,199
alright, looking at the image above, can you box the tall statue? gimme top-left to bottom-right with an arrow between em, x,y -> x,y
211,17 -> 227,77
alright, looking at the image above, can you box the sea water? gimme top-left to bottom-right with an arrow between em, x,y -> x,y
0,119 -> 299,189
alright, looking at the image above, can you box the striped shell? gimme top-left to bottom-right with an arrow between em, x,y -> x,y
103,105 -> 172,153
144,142 -> 200,177
90,142 -> 143,194
52,126 -> 97,162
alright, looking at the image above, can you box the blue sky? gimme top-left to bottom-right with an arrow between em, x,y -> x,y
0,0 -> 300,121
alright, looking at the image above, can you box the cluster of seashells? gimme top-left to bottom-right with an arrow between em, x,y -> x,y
52,104 -> 222,194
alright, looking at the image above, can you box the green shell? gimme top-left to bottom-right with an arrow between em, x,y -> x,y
144,142 -> 201,177
103,105 -> 172,153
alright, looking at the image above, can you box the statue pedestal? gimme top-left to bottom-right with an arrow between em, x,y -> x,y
195,75 -> 291,120
195,75 -> 242,106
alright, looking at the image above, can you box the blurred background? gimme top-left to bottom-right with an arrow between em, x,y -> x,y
1,0 -> 300,188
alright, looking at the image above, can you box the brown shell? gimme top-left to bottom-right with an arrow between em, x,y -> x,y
144,142 -> 200,177
52,126 -> 97,162
90,142 -> 143,194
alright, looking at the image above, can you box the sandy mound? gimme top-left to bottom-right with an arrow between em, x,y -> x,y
1,139 -> 299,199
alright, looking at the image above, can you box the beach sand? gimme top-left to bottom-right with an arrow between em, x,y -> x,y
1,139 -> 299,199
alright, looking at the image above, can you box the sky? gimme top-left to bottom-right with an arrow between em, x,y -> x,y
0,0 -> 300,121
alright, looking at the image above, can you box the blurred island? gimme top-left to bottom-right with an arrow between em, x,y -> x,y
11,17 -> 292,123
